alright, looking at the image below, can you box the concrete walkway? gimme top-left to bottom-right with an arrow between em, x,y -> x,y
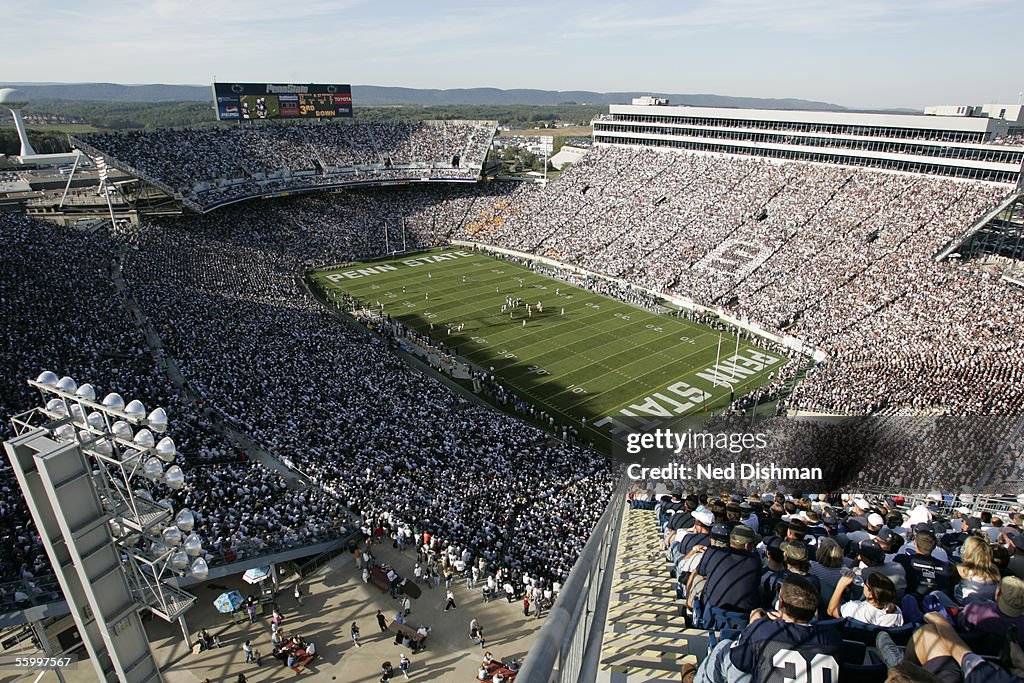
16,537 -> 543,683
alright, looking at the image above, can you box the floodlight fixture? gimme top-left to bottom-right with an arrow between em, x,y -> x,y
8,371 -> 209,617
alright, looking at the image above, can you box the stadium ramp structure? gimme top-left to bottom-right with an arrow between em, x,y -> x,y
598,505 -> 706,682
0,533 -> 357,629
475,119 -> 499,167
69,136 -> 203,213
934,187 -> 1022,261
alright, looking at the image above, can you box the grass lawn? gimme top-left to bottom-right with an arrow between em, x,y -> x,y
308,248 -> 788,445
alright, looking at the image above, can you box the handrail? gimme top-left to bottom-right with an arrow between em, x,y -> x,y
856,487 -> 1024,515
516,478 -> 626,683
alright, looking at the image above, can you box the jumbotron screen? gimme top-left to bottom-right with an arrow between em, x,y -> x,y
212,82 -> 353,121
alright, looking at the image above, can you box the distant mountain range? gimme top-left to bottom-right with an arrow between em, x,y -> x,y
0,82 -> 858,111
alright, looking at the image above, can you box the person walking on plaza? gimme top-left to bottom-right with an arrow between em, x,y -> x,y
444,589 -> 457,612
399,653 -> 411,679
470,619 -> 485,649
293,583 -> 303,608
243,639 -> 254,663
351,622 -> 362,648
377,609 -> 388,633
402,595 -> 411,617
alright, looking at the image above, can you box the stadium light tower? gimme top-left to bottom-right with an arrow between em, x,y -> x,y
4,372 -> 207,683
0,88 -> 38,157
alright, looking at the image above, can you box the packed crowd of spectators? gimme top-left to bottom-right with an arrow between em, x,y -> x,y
62,128 -> 1024,418
114,187 -> 616,588
0,212 -> 354,587
4,132 -> 1024,612
74,120 -> 495,211
632,483 -> 1024,682
0,210 -> 140,587
467,145 -> 1023,415
6,184 -> 614,589
990,134 -> 1024,146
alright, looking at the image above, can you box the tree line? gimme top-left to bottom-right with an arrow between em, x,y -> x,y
7,100 -> 602,130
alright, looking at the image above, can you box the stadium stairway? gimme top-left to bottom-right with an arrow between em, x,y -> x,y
598,505 -> 708,682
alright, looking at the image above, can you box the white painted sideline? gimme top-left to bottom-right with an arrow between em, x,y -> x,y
451,239 -> 829,362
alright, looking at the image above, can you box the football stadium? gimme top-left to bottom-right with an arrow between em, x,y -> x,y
307,246 -> 787,447
3,53 -> 1024,683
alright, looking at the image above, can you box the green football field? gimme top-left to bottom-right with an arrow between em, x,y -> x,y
308,248 -> 788,442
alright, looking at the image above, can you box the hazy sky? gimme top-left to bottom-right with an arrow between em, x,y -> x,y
5,0 -> 1023,109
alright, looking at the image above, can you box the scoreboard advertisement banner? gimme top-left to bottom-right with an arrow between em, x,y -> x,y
213,83 -> 353,121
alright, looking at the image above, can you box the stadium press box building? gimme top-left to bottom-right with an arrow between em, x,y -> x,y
593,103 -> 1024,184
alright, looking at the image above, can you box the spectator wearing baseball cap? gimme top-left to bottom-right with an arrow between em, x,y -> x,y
671,509 -> 714,566
763,542 -> 822,611
851,497 -> 873,519
673,509 -> 716,593
709,523 -> 731,546
857,498 -> 876,510
785,518 -> 811,546
844,515 -> 873,544
859,540 -> 908,601
866,512 -> 886,533
687,519 -> 763,618
956,576 -> 1024,646
874,526 -> 902,554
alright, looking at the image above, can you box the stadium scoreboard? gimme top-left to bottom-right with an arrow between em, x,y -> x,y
212,83 -> 353,121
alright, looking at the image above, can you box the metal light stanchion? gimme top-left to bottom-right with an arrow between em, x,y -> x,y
5,371 -> 209,683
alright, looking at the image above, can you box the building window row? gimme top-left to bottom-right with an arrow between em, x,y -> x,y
592,123 -> 1024,164
593,135 -> 1019,183
606,114 -> 987,144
